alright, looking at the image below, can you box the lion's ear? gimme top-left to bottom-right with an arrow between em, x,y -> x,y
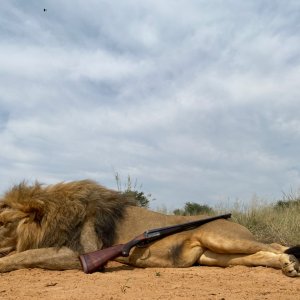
28,200 -> 45,223
14,199 -> 45,223
0,202 -> 9,210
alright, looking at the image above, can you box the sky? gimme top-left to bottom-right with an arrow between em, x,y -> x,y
1,1 -> 300,210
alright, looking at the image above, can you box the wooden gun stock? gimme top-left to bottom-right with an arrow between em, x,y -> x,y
79,234 -> 145,273
79,213 -> 231,273
79,244 -> 125,273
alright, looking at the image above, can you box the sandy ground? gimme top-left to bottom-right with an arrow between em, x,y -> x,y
0,262 -> 299,300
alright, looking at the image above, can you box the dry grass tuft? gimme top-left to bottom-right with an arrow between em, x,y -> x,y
217,194 -> 300,246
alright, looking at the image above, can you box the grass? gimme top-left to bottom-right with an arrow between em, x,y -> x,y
212,193 -> 300,246
230,203 -> 300,246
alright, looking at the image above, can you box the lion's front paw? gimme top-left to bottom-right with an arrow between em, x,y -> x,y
280,254 -> 300,277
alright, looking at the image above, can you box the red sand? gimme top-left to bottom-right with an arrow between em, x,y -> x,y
0,262 -> 299,299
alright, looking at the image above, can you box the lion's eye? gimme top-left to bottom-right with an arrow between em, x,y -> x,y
0,222 -> 4,227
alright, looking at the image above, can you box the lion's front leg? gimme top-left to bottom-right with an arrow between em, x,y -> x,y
0,247 -> 81,272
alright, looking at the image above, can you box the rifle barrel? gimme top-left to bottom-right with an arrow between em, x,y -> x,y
144,213 -> 231,239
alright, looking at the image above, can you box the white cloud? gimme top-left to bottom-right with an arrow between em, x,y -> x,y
0,1 -> 300,209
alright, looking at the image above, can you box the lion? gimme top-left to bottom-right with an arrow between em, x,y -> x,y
0,180 -> 299,277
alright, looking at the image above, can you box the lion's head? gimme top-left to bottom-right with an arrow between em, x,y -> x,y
0,203 -> 27,257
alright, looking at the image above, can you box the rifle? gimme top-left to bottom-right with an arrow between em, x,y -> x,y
79,213 -> 231,273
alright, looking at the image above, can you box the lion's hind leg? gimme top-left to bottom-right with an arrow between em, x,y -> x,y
199,250 -> 300,277
195,220 -> 300,276
197,220 -> 287,255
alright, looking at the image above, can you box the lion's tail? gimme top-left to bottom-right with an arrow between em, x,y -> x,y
284,246 -> 300,259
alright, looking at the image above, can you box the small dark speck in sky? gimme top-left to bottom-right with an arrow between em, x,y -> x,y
44,8 -> 47,12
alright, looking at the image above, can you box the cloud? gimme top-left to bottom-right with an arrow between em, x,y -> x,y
0,1 -> 300,209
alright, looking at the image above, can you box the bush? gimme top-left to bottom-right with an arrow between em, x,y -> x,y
123,190 -> 151,208
274,191 -> 300,210
173,202 -> 214,216
115,173 -> 153,208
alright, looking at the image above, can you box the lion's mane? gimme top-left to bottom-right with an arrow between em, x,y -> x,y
1,180 -> 133,253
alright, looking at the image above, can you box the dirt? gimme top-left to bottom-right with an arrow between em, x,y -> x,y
0,262 -> 299,300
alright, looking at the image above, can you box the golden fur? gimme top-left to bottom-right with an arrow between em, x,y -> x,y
0,180 -> 299,277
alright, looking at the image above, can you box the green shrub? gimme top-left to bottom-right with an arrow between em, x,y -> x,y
123,190 -> 151,208
173,202 -> 214,216
115,172 -> 153,208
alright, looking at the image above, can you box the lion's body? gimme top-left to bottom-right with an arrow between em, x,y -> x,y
0,180 -> 299,277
